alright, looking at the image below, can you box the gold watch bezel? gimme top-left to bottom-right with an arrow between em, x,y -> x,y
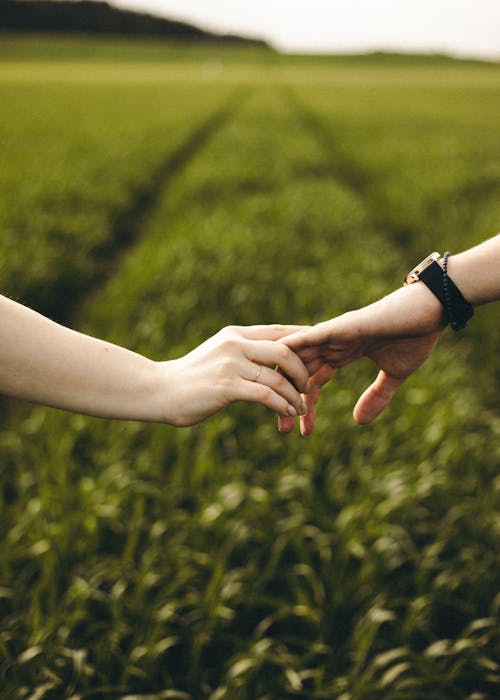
404,252 -> 442,285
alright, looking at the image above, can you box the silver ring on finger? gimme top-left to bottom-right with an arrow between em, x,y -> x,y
254,364 -> 262,382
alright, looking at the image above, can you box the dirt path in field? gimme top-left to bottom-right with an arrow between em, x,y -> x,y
54,88 -> 249,325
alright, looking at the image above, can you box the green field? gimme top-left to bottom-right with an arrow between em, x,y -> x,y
1,36 -> 500,699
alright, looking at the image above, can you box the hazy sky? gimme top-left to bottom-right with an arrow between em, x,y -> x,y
112,0 -> 500,59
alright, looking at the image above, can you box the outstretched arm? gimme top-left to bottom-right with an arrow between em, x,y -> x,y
279,233 -> 500,436
0,295 -> 309,426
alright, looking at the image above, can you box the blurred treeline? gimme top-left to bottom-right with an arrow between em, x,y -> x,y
0,0 -> 268,47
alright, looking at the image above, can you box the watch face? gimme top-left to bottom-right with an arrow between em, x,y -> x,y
405,252 -> 441,285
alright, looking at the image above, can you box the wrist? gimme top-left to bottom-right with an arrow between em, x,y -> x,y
404,252 -> 473,331
358,282 -> 445,339
104,356 -> 169,423
150,360 -> 180,425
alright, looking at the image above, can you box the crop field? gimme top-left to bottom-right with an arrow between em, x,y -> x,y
1,36 -> 500,699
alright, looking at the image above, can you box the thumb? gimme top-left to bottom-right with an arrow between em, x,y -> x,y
353,370 -> 403,425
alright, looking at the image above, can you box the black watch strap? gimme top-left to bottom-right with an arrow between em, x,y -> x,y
419,260 -> 474,331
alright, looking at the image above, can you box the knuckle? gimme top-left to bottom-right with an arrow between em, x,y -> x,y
274,372 -> 291,392
255,384 -> 273,403
220,334 -> 241,354
221,324 -> 239,337
276,344 -> 292,362
219,355 -> 238,377
269,323 -> 284,333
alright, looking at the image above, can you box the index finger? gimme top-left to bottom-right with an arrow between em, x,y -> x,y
234,324 -> 308,342
281,321 -> 335,352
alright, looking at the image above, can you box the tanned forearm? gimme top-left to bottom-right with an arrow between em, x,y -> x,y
445,233 -> 500,306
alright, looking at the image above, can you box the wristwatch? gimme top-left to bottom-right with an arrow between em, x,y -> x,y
404,252 -> 442,285
404,251 -> 474,330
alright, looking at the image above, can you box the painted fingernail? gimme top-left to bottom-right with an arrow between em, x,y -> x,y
287,404 -> 297,417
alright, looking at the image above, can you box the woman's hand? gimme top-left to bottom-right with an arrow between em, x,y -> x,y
0,296 -> 308,425
156,325 -> 310,427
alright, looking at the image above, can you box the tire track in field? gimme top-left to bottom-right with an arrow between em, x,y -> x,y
284,87 -> 500,252
50,87 -> 250,325
282,87 -> 421,248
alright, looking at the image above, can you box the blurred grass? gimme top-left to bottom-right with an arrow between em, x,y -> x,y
1,36 -> 500,699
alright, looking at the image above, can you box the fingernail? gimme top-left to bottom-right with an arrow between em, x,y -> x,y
298,402 -> 307,416
287,404 -> 297,417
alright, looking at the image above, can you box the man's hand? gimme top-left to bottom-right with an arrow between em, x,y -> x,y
278,282 -> 445,435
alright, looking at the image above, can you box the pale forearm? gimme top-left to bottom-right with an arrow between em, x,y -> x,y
0,295 -> 164,421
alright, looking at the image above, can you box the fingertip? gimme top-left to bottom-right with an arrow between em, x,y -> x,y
278,415 -> 296,433
353,398 -> 367,424
352,399 -> 379,425
299,405 -> 316,436
352,409 -> 370,425
299,422 -> 314,437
